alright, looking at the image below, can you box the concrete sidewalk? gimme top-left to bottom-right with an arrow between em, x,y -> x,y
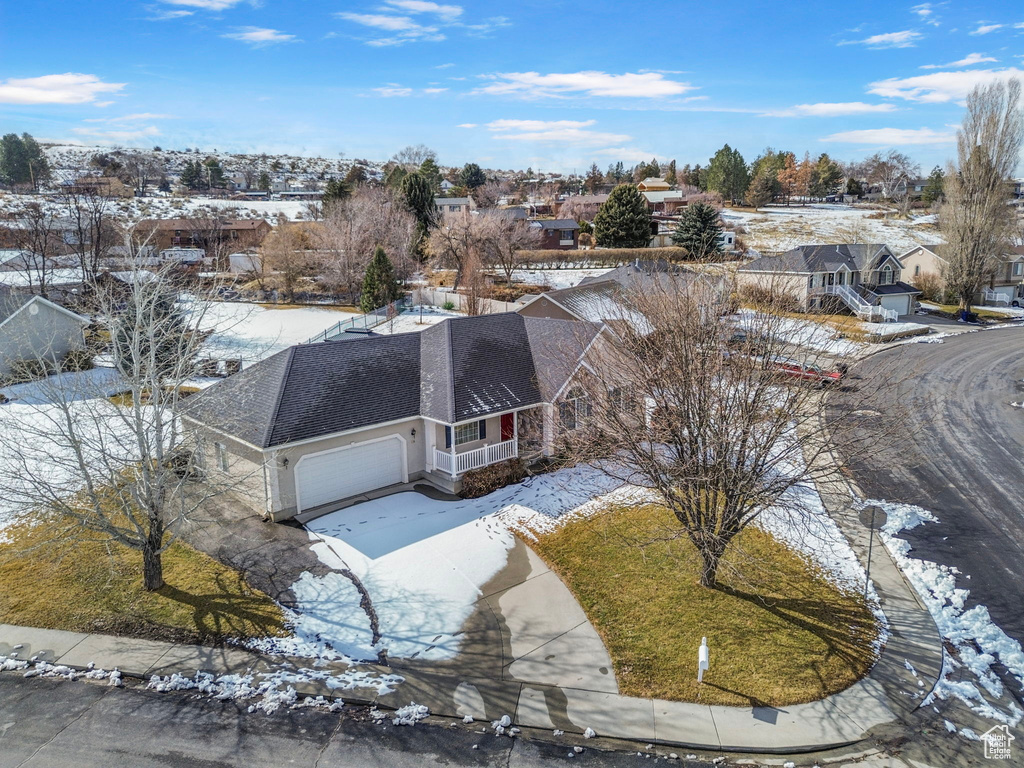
0,511 -> 944,755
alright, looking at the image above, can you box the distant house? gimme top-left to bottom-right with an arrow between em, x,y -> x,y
181,313 -> 601,519
62,176 -> 134,199
637,177 -> 671,192
642,190 -> 702,214
529,219 -> 579,250
434,197 -> 474,217
737,244 -> 920,320
135,218 -> 272,255
0,286 -> 89,379
558,194 -> 608,220
900,243 -> 1024,306
439,179 -> 456,192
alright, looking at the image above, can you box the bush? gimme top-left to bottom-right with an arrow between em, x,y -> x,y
911,271 -> 950,304
61,349 -> 94,373
517,246 -> 691,267
3,358 -> 55,385
460,458 -> 526,498
442,300 -> 456,311
737,283 -> 801,313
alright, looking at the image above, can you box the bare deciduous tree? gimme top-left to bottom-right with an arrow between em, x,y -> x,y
58,181 -> 116,282
559,281 -> 904,588
940,78 -> 1024,310
0,251 -> 256,591
470,179 -> 510,210
476,211 -> 542,286
863,150 -> 919,201
391,144 -> 437,170
118,151 -> 164,197
11,203 -> 61,297
425,212 -> 483,289
261,223 -> 320,302
318,187 -> 416,302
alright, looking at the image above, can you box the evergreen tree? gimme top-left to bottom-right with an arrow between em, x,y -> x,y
401,171 -> 437,256
203,157 -> 226,189
705,144 -> 749,204
593,184 -> 652,248
584,163 -> 603,193
257,171 -> 271,191
418,157 -> 443,193
322,178 -> 350,211
459,162 -> 486,189
746,170 -> 777,208
360,245 -> 401,313
671,202 -> 723,260
0,132 -> 50,189
809,153 -> 844,199
344,164 -> 367,186
665,160 -> 677,188
384,163 -> 408,189
922,165 -> 945,205
180,160 -> 204,190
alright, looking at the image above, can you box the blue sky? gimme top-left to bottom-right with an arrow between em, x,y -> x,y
1,0 -> 1022,172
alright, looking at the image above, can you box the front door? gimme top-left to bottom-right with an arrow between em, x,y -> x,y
500,413 -> 515,442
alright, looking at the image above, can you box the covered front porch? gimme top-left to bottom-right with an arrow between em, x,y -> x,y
424,406 -> 551,492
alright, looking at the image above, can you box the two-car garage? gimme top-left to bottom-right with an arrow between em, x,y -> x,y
294,436 -> 407,514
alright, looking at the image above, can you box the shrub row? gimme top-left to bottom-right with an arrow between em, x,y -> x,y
460,458 -> 527,499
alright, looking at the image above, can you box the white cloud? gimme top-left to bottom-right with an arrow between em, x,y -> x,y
912,4 -> 940,27
148,9 -> 194,20
222,27 -> 299,46
457,123 -> 477,128
969,23 -> 1003,35
73,125 -> 161,143
868,67 -> 1024,102
592,147 -> 660,162
435,63 -> 455,69
483,119 -> 631,145
839,30 -> 923,48
384,0 -> 462,19
158,0 -> 244,9
475,71 -> 694,99
373,86 -> 414,97
920,52 -> 998,69
765,101 -> 897,117
338,12 -> 444,45
0,73 -> 126,105
83,113 -> 176,123
821,127 -> 955,144
423,87 -> 447,93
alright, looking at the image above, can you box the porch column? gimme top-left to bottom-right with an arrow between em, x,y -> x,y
450,430 -> 458,481
541,405 -> 554,457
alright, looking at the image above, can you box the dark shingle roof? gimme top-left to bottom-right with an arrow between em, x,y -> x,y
185,313 -> 589,448
532,218 -> 580,231
738,244 -> 894,274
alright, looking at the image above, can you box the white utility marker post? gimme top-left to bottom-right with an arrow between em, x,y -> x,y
697,637 -> 710,683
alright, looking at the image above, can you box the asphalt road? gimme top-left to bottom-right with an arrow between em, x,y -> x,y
0,675 -> 711,768
829,326 -> 1024,644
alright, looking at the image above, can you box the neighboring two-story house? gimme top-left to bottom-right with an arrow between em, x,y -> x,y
736,244 -> 920,321
900,243 -> 1024,306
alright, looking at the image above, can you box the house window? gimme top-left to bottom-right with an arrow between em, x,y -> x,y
808,276 -> 815,290
454,421 -> 480,446
559,388 -> 591,431
914,264 -> 921,277
837,272 -> 846,285
880,264 -> 894,285
1015,263 -> 1023,277
214,442 -> 229,472
449,205 -> 460,213
560,230 -> 575,240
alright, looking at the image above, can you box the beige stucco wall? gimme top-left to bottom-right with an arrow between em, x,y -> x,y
269,418 -> 426,519
199,433 -> 269,516
0,302 -> 86,377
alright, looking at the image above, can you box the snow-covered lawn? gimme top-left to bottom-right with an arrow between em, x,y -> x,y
737,309 -> 862,357
723,204 -> 943,254
976,304 -> 1024,318
512,267 -> 611,290
369,305 -> 461,336
197,300 -> 359,363
871,499 -> 1024,728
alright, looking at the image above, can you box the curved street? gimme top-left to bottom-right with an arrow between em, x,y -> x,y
829,326 -> 1024,645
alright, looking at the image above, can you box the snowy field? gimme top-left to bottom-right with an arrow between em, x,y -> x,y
511,268 -> 611,290
736,309 -> 863,357
723,204 -> 943,254
197,300 -> 359,363
369,305 -> 460,336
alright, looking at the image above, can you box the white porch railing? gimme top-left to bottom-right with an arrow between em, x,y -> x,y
434,439 -> 518,478
983,288 -> 1009,306
818,284 -> 897,323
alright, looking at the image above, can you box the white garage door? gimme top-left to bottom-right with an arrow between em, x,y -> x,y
879,295 -> 910,316
295,437 -> 405,512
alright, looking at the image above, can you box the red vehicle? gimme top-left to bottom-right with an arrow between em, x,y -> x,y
763,355 -> 845,386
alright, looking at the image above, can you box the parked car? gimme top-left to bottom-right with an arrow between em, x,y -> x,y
763,355 -> 845,387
